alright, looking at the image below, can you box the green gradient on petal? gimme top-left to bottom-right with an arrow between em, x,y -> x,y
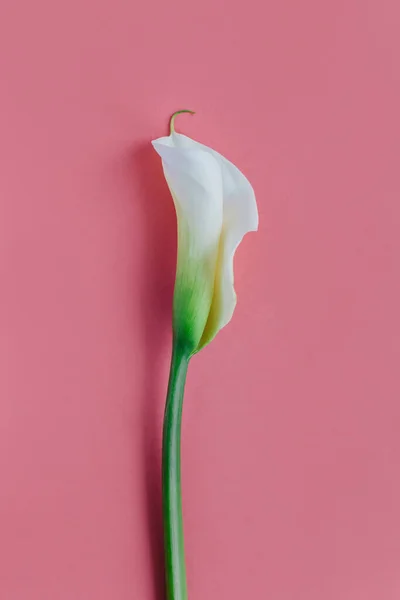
172,209 -> 217,354
196,231 -> 227,351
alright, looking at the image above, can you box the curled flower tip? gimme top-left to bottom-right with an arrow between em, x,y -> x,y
170,109 -> 195,134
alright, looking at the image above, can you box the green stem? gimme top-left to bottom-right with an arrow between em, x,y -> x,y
170,110 -> 195,135
162,342 -> 190,600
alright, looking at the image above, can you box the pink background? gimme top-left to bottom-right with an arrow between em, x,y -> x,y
1,0 -> 399,598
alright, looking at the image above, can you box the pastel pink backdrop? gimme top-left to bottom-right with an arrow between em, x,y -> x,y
0,0 -> 399,598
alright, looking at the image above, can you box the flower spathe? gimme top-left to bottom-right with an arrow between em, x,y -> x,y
152,111 -> 258,355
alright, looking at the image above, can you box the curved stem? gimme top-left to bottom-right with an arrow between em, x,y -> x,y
162,342 -> 190,600
170,110 -> 195,135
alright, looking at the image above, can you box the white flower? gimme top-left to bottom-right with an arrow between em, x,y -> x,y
152,111 -> 258,354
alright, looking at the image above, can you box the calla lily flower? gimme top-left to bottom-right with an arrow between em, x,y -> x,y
152,110 -> 258,355
152,111 -> 258,600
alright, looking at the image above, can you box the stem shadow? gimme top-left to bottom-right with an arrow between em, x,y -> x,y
132,141 -> 177,600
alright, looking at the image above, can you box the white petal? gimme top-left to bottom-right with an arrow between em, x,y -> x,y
152,135 -> 224,353
167,133 -> 258,349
